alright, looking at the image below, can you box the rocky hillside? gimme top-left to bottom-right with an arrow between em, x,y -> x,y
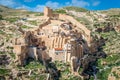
60,6 -> 120,80
0,6 -> 120,80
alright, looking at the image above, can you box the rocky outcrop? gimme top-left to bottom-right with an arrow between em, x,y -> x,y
115,25 -> 120,32
0,54 -> 11,66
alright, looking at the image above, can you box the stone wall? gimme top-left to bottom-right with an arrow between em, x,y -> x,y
39,17 -> 51,29
58,14 -> 91,44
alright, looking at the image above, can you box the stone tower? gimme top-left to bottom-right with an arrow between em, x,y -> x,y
44,7 -> 53,17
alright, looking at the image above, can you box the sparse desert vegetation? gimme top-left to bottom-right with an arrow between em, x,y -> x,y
0,5 -> 120,80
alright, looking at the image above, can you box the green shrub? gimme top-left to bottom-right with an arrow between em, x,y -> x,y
0,30 -> 5,34
0,15 -> 3,20
5,17 -> 19,23
29,75 -> 47,80
9,52 -> 15,59
35,13 -> 43,16
64,6 -> 88,12
21,25 -> 28,28
25,61 -> 44,69
0,69 -> 10,76
29,21 -> 37,26
54,9 -> 67,14
97,68 -> 111,80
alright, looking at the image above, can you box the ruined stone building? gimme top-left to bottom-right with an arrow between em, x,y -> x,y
13,7 -> 91,63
